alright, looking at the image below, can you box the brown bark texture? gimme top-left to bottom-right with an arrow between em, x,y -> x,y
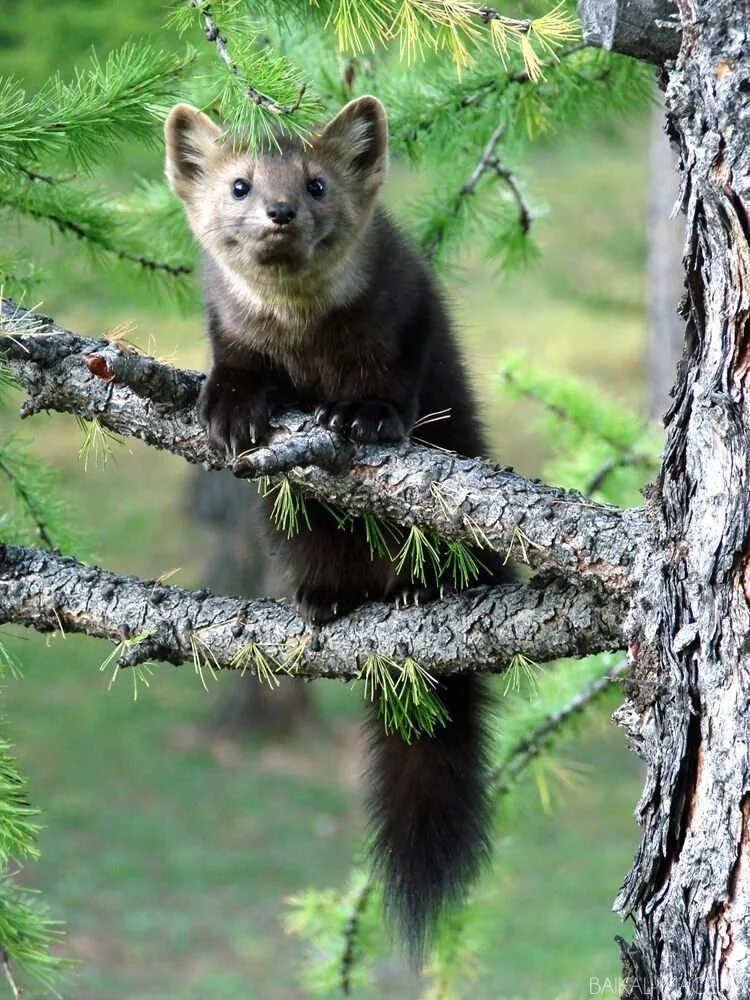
614,3 -> 750,996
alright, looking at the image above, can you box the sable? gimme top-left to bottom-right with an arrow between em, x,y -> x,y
0,300 -> 641,593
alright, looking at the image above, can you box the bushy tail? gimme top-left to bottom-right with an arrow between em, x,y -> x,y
366,674 -> 492,964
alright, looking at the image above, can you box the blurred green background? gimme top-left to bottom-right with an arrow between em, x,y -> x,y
1,2 -> 650,997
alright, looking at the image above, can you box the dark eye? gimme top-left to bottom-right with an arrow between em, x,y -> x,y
306,177 -> 326,199
231,178 -> 251,200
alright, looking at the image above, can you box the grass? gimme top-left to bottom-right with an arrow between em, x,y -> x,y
0,8 -> 652,996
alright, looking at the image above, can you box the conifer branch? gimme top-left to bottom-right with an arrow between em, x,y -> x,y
500,363 -> 658,462
425,119 -> 530,254
0,300 -> 642,593
0,189 -> 193,279
1,949 -> 22,1000
340,879 -> 375,997
0,455 -> 55,548
0,543 -> 624,678
489,659 -> 628,790
16,164 -> 76,185
187,0 -> 307,116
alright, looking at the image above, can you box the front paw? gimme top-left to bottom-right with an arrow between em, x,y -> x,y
315,400 -> 405,444
389,580 -> 454,609
294,586 -> 357,624
199,371 -> 277,458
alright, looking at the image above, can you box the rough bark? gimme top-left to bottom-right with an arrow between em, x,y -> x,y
0,543 -> 624,678
614,4 -> 750,995
578,0 -> 681,63
0,298 -> 642,595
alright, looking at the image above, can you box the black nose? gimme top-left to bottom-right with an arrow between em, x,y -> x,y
266,201 -> 296,226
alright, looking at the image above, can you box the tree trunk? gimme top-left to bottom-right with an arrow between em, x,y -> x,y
617,4 -> 750,994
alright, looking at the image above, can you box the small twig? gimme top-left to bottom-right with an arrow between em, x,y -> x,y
489,660 -> 628,790
13,203 -> 192,278
188,0 -> 306,116
487,154 -> 531,233
425,119 -> 531,254
0,456 -> 55,548
458,41 -> 588,109
1,949 -> 22,1000
585,454 -> 656,495
340,878 -> 375,996
17,164 -> 77,185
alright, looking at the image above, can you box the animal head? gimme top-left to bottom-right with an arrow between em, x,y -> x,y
164,97 -> 389,285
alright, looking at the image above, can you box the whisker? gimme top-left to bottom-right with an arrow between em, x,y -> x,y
411,408 -> 453,430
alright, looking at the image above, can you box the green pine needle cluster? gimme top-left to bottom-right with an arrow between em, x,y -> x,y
359,653 -> 450,742
0,435 -> 85,553
0,354 -> 84,554
99,631 -> 158,701
168,1 -> 322,146
266,477 -> 313,538
283,491 -> 486,591
0,43 -> 195,293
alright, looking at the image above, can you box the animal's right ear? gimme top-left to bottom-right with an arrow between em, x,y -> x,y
164,104 -> 222,198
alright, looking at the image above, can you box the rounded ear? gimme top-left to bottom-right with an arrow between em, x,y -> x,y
316,96 -> 388,188
164,103 -> 222,197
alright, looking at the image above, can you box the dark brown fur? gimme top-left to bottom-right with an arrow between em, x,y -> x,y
165,97 -> 507,960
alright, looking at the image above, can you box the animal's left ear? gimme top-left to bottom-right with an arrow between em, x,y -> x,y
316,96 -> 388,189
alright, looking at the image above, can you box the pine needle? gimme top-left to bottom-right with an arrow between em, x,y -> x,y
76,416 -> 127,471
395,524 -> 442,585
231,641 -> 282,687
269,479 -> 311,538
358,653 -> 449,742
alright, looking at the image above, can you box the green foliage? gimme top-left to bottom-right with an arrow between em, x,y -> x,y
0,732 -> 68,993
0,43 -> 193,170
168,1 -> 322,146
0,362 -> 85,554
394,523 -> 442,585
498,354 -> 662,504
285,870 -> 385,996
267,478 -> 312,538
491,654 -> 623,799
0,43 -> 194,292
99,631 -> 157,700
76,416 -> 128,472
359,653 -> 450,742
324,0 -> 579,77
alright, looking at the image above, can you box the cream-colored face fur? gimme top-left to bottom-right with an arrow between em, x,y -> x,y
164,97 -> 389,293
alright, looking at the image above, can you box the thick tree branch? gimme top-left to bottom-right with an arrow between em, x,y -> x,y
0,300 -> 642,594
577,0 -> 681,63
0,544 -> 624,678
